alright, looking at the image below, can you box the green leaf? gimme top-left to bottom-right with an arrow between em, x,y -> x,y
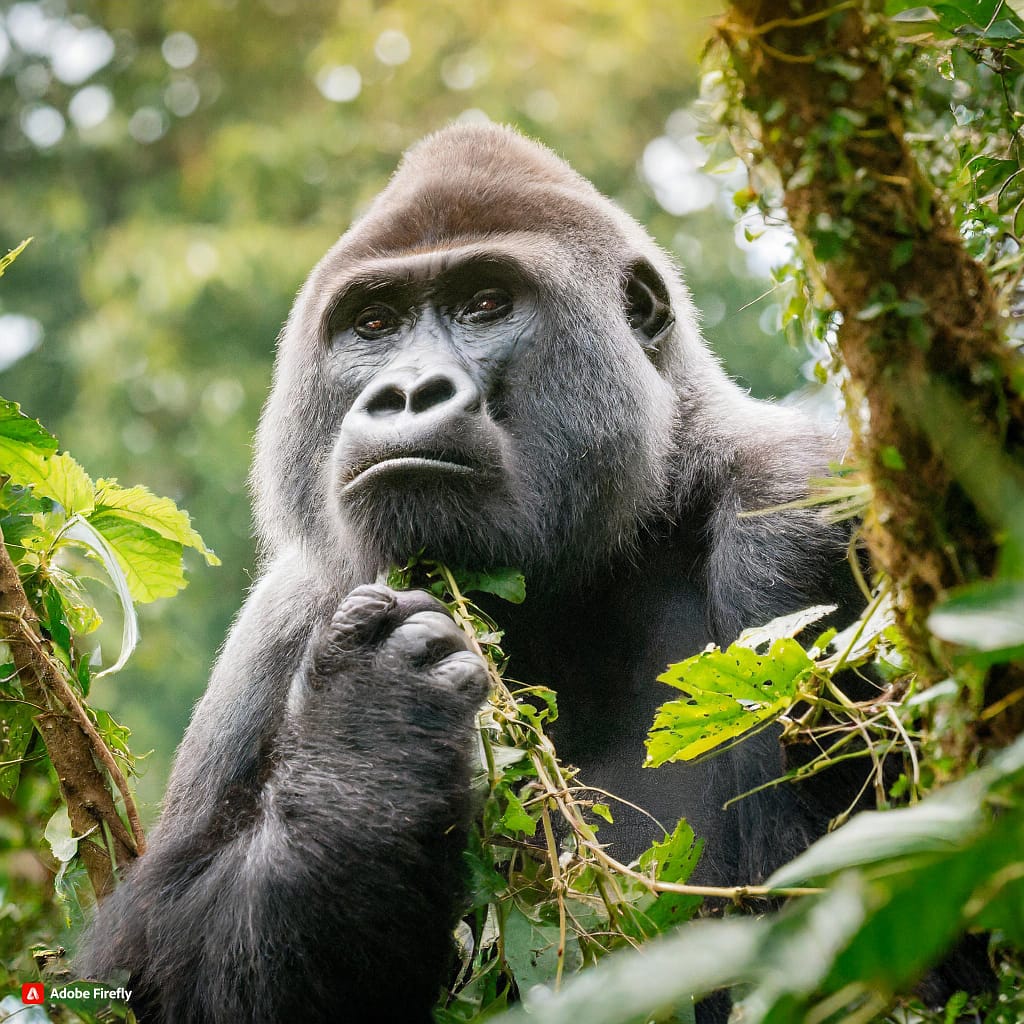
0,238 -> 32,278
463,827 -> 509,912
0,428 -> 94,514
93,479 -> 219,565
591,803 -> 613,824
928,579 -> 1024,653
34,451 -> 95,514
504,905 -> 581,996
455,566 -> 526,604
634,821 -> 704,931
501,787 -> 538,837
768,731 -> 1024,888
502,917 -> 762,1024
40,583 -> 72,670
0,398 -> 57,456
93,708 -> 133,763
880,445 -> 906,470
983,18 -> 1023,39
766,793 -> 980,889
83,512 -> 186,603
645,639 -> 812,766
0,698 -> 36,798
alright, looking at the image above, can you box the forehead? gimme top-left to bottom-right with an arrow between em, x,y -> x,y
316,236 -> 569,302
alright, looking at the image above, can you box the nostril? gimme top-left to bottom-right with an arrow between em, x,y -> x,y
365,386 -> 407,416
409,376 -> 457,414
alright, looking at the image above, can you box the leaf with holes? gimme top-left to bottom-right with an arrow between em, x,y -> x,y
645,639 -> 813,766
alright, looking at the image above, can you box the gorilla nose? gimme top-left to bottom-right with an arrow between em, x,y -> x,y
355,367 -> 481,423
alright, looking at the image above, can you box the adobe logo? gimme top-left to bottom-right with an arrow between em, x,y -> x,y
21,982 -> 44,1004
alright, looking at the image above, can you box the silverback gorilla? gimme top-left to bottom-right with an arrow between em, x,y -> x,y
81,124 -> 864,1022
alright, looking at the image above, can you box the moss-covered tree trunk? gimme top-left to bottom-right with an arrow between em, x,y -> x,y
721,0 -> 1024,740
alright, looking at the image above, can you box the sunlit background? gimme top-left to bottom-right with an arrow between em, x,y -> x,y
0,0 -> 807,817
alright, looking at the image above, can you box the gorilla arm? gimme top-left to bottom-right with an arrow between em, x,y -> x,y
78,570 -> 488,1024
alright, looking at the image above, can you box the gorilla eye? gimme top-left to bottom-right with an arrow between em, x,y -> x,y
354,306 -> 400,339
459,289 -> 513,325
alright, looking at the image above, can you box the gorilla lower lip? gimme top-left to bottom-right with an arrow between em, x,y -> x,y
344,456 -> 475,492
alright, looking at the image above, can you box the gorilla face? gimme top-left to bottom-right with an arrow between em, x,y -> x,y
253,126 -> 688,583
326,249 -> 544,574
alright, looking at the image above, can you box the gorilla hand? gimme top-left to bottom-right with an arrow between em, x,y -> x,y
295,583 -> 490,752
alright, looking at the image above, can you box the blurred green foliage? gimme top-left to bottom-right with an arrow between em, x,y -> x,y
0,0 -> 806,817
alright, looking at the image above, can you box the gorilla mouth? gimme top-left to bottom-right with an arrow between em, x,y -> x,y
343,453 -> 476,493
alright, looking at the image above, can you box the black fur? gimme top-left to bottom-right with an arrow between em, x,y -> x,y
79,125 -> 867,1022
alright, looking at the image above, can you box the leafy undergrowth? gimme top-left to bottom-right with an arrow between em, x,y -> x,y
394,556 -> 1024,1023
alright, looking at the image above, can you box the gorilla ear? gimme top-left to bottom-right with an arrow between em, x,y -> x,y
623,259 -> 675,352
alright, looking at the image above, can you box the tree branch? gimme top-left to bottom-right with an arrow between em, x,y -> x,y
721,0 -> 1024,738
0,527 -> 143,898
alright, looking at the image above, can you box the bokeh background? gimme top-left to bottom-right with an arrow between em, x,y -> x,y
0,0 -> 810,819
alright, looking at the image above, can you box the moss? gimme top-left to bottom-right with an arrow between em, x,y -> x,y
722,0 -> 1024,738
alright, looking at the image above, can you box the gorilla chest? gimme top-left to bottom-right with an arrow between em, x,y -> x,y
497,573 -> 729,859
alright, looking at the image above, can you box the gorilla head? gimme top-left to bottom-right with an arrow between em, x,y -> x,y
252,123 -> 731,582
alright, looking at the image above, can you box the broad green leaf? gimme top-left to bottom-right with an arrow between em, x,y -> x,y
34,452 -> 94,515
733,876 -> 870,1023
0,398 -> 57,455
0,436 -> 94,515
0,238 -> 32,278
93,479 -> 219,565
928,579 -> 1024,652
819,821 -> 1022,1002
591,803 -> 613,824
463,827 -> 509,912
634,821 -> 703,932
59,515 -> 139,675
983,18 -> 1023,39
0,698 -> 36,798
455,566 -> 526,604
637,820 -> 702,884
768,732 -> 1024,888
970,823 -> 1024,945
506,917 -> 762,1023
504,905 -> 582,996
645,639 -> 812,766
500,788 -> 537,837
766,795 -> 979,888
85,512 -> 186,603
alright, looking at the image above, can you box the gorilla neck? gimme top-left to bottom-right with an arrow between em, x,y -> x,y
483,520 -> 707,686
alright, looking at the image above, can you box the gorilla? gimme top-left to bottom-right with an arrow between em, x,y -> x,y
80,124 -> 862,1022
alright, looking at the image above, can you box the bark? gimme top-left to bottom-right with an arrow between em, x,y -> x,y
0,530 -> 139,898
721,0 -> 1024,741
